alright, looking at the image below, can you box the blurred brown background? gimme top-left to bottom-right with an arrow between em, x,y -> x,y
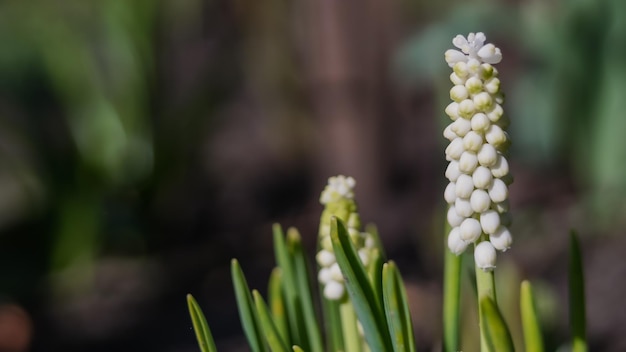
1,0 -> 626,351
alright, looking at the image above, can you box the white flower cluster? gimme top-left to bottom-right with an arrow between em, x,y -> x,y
317,176 -> 375,300
443,33 -> 512,271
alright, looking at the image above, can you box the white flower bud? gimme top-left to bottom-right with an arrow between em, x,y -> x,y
444,182 -> 457,204
446,138 -> 465,160
486,104 -> 503,122
467,58 -> 480,75
472,166 -> 493,189
463,131 -> 483,152
455,197 -> 474,217
455,174 -> 474,198
318,268 -> 332,284
470,189 -> 491,213
450,85 -> 469,102
471,113 -> 490,131
480,209 -> 501,234
445,160 -> 461,182
329,263 -> 344,282
324,280 -> 345,300
484,77 -> 500,94
448,227 -> 468,255
485,124 -> 507,146
473,92 -> 493,112
316,249 -> 335,267
480,63 -> 495,80
488,178 -> 508,203
477,143 -> 498,166
459,151 -> 478,173
491,154 -> 509,178
458,99 -> 476,119
443,124 -> 457,141
450,72 -> 465,85
445,102 -> 460,120
490,226 -> 512,251
451,118 -> 471,137
465,76 -> 483,95
453,61 -> 469,78
447,206 -> 465,227
475,241 -> 497,271
460,218 -> 482,242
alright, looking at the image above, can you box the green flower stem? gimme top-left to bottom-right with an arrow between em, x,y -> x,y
340,300 -> 363,352
476,238 -> 497,352
443,239 -> 462,352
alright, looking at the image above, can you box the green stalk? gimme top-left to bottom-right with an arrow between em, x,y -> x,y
340,300 -> 363,352
443,223 -> 462,352
475,239 -> 497,352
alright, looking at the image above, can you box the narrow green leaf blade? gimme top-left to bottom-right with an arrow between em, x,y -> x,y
569,231 -> 587,352
253,290 -> 291,352
383,262 -> 416,352
231,259 -> 267,352
269,267 -> 290,344
273,224 -> 302,347
287,228 -> 324,352
480,297 -> 515,352
520,280 -> 544,352
330,217 -> 392,351
186,294 -> 218,352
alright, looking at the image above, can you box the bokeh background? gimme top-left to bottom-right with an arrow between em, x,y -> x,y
1,0 -> 626,351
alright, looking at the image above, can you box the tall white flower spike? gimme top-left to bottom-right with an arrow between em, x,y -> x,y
443,33 -> 512,271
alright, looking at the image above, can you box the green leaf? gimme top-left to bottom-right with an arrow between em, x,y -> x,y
569,231 -> 587,352
231,259 -> 267,352
287,228 -> 323,352
383,262 -> 416,352
330,217 -> 393,351
253,290 -> 291,352
273,224 -> 302,347
186,294 -> 218,352
520,280 -> 544,352
292,346 -> 304,352
269,268 -> 289,344
480,297 -> 515,352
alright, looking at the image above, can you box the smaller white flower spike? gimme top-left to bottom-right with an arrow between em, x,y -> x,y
317,175 -> 376,301
443,32 -> 512,269
475,241 -> 497,271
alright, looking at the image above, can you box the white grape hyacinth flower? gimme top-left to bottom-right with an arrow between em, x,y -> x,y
317,175 -> 376,299
443,32 -> 512,270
